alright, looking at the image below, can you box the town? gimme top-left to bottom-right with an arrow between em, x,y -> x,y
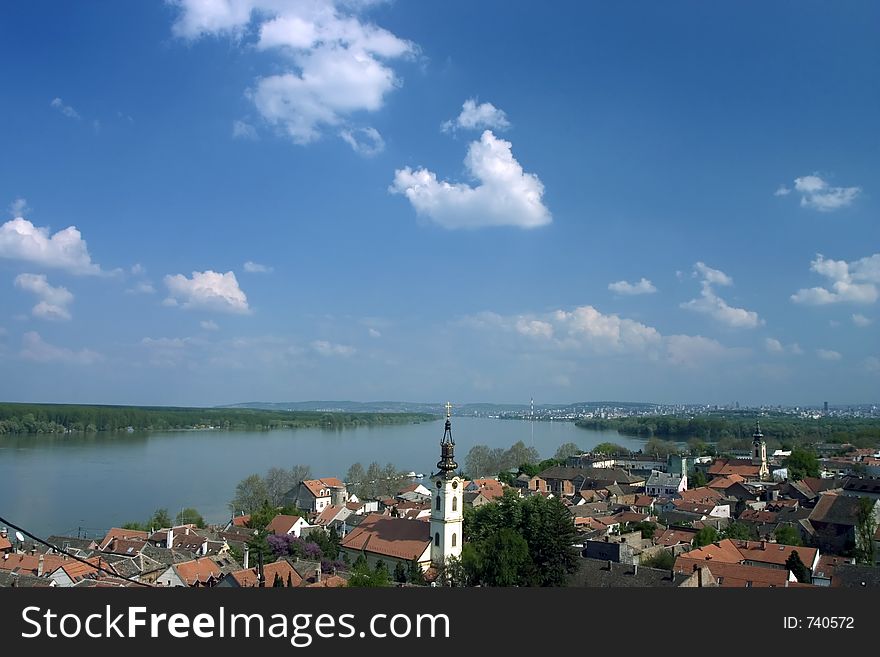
1,405 -> 877,590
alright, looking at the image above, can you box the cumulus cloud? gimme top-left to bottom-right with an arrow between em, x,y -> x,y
608,277 -> 657,295
20,331 -> 101,365
390,130 -> 551,229
171,1 -> 415,145
0,217 -> 102,275
764,337 -> 802,355
779,173 -> 861,211
464,304 -> 742,369
311,340 -> 355,357
14,273 -> 74,321
340,127 -> 384,156
201,320 -> 220,331
164,270 -> 250,314
791,253 -> 879,305
852,313 -> 872,327
367,327 -> 381,338
442,98 -> 510,133
682,263 -> 762,329
243,261 -> 273,273
816,349 -> 842,361
232,119 -> 259,140
50,97 -> 81,120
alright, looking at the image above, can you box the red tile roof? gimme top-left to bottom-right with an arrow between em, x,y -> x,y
0,536 -> 12,551
229,560 -> 303,587
231,515 -> 251,527
680,487 -> 724,504
675,558 -> 793,587
99,528 -> 149,551
340,513 -> 431,561
266,515 -> 304,535
173,558 -> 226,586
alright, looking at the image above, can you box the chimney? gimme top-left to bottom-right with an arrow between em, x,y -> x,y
243,545 -> 249,570
697,565 -> 704,588
632,564 -> 638,576
316,567 -> 321,584
166,527 -> 174,548
0,527 -> 6,539
607,559 -> 613,571
761,540 -> 767,550
38,554 -> 44,577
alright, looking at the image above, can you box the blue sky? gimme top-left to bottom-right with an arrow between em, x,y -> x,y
0,1 -> 877,407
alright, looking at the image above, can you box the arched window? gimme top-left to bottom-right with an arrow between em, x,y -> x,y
452,533 -> 457,547
434,533 -> 440,547
452,496 -> 457,511
436,495 -> 441,511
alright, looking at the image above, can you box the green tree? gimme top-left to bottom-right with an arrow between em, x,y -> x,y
553,442 -> 583,461
175,507 -> 206,528
148,508 -> 172,530
407,558 -> 426,586
467,527 -> 531,586
346,462 -> 366,497
230,473 -> 269,515
786,449 -> 820,481
394,561 -> 408,584
691,470 -> 708,488
786,550 -> 810,583
774,525 -> 802,546
592,442 -> 631,456
693,526 -> 719,547
273,572 -> 284,587
855,497 -> 878,565
723,522 -> 754,540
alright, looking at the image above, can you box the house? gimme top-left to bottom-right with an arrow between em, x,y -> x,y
339,513 -> 431,572
155,555 -> 240,587
464,478 -> 505,502
675,558 -> 799,587
538,466 -> 646,496
670,499 -> 730,519
646,471 -> 686,497
707,459 -> 763,481
98,528 -> 150,551
830,564 -> 880,588
313,505 -> 352,531
655,527 -> 698,549
265,514 -> 310,537
47,557 -> 104,587
0,570 -> 55,587
811,555 -> 855,587
679,486 -> 725,505
841,477 -> 880,501
568,558 -> 710,587
808,493 -> 879,555
285,478 -> 348,512
218,557 -> 303,588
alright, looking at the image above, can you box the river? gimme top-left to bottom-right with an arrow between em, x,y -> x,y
0,416 -> 645,538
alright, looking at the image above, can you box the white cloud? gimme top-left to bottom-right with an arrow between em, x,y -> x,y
232,119 -> 259,140
515,318 -> 554,339
14,273 -> 74,321
390,130 -> 551,229
243,260 -> 273,273
682,263 -> 762,329
50,97 -> 81,120
311,340 -> 355,357
784,173 -> 861,211
8,198 -> 30,218
141,336 -> 192,349
608,277 -> 657,296
791,253 -> 880,305
773,185 -> 791,197
171,1 -> 415,145
441,98 -> 510,133
130,263 -> 146,276
764,338 -> 784,353
340,127 -> 384,156
201,320 -> 220,331
817,349 -> 842,361
164,270 -> 251,314
693,262 -> 732,286
852,313 -> 872,327
367,327 -> 381,338
0,217 -> 102,275
765,337 -> 802,355
20,331 -> 101,365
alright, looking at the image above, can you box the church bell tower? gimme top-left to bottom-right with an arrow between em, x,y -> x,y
752,419 -> 769,480
430,402 -> 463,567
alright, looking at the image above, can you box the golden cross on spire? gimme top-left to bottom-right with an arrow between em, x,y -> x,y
445,401 -> 452,418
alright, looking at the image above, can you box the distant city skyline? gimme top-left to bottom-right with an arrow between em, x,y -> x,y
0,2 -> 878,407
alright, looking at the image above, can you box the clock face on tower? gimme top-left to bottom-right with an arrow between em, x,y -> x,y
452,480 -> 458,488
436,480 -> 442,489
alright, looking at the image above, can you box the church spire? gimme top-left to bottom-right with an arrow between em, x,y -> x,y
436,401 -> 458,478
753,419 -> 764,443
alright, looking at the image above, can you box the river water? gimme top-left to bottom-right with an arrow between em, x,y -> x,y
0,416 -> 644,538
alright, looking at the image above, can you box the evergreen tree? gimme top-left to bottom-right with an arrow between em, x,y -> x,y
407,558 -> 426,586
394,561 -> 408,584
273,573 -> 284,587
786,550 -> 810,583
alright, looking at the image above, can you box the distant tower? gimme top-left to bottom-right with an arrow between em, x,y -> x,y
824,401 -> 829,414
752,419 -> 769,481
430,402 -> 463,568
